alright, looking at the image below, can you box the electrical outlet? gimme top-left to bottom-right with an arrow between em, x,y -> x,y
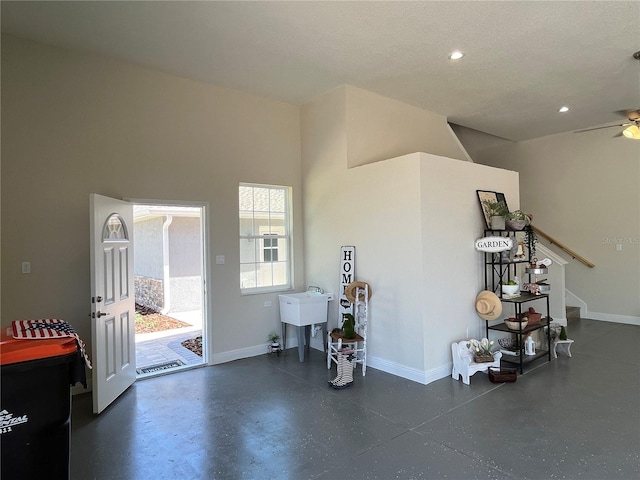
616,244 -> 623,251
264,301 -> 272,307
21,262 -> 31,274
215,255 -> 225,264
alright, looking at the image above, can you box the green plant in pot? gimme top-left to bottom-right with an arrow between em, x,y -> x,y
505,209 -> 532,231
268,332 -> 280,347
342,313 -> 356,339
482,200 -> 509,230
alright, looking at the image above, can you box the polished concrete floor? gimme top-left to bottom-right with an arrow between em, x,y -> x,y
71,318 -> 640,479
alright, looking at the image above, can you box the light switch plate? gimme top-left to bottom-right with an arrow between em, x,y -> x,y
215,255 -> 225,264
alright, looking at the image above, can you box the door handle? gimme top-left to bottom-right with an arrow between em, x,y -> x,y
92,311 -> 110,318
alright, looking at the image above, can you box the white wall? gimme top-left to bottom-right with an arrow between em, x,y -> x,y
302,88 -> 520,383
474,128 -> 640,324
420,154 -> 520,374
344,86 -> 468,167
302,150 -> 520,383
1,35 -> 304,360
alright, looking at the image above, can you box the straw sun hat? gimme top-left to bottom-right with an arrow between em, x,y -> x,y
475,291 -> 502,321
344,281 -> 373,304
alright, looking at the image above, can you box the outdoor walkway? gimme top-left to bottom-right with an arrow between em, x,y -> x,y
135,310 -> 203,376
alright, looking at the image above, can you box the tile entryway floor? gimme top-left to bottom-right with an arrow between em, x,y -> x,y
135,310 -> 203,376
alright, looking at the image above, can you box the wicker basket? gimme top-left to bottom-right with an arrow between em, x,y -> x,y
474,354 -> 495,363
489,367 -> 517,383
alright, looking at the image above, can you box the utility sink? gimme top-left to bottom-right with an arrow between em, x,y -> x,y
278,292 -> 333,326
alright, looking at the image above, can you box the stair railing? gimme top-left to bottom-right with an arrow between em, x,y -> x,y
532,226 -> 595,268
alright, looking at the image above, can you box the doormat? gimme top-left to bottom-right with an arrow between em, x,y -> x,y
136,359 -> 185,374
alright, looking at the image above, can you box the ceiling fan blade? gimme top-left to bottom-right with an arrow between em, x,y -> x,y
575,123 -> 625,133
614,109 -> 640,120
628,111 -> 640,121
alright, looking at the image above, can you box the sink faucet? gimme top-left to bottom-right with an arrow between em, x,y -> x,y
307,285 -> 324,294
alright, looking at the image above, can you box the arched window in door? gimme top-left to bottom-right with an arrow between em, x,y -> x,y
103,214 -> 129,242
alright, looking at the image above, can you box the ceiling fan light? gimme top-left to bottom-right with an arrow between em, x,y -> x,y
622,125 -> 640,139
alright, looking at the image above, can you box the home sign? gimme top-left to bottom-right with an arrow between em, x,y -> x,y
474,236 -> 513,253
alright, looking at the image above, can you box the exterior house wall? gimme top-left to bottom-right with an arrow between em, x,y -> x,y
134,215 -> 203,313
168,216 -> 202,312
134,217 -> 166,310
134,217 -> 164,279
168,217 -> 201,277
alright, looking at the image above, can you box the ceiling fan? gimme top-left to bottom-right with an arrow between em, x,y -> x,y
576,110 -> 640,139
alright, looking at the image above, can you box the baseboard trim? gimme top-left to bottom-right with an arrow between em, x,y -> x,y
210,344 -> 268,365
208,345 -> 476,387
585,312 -> 640,326
366,355 -> 450,385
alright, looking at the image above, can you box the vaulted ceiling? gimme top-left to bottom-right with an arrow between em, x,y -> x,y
2,1 -> 639,142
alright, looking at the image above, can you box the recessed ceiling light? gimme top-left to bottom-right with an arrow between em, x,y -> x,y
558,106 -> 570,113
448,51 -> 464,60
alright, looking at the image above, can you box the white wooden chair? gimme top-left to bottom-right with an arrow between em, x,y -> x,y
451,340 -> 502,385
327,284 -> 368,376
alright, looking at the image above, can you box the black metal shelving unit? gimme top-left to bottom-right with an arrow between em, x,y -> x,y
485,294 -> 551,373
482,229 -> 528,297
482,229 -> 552,373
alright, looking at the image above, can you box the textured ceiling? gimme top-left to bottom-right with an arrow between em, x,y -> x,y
2,1 -> 639,141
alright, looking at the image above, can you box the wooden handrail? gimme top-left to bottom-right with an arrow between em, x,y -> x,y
532,226 -> 595,268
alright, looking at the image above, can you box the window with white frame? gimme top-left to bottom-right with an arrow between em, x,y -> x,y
239,184 -> 292,293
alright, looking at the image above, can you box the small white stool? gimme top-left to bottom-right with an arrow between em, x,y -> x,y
553,339 -> 574,358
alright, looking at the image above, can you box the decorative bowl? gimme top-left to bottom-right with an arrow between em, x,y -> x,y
501,283 -> 519,295
497,337 -> 517,349
504,319 -> 528,331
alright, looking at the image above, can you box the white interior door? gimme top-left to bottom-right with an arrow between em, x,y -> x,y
90,194 -> 136,414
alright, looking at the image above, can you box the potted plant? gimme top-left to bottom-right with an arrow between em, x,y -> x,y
505,209 -> 532,231
501,279 -> 519,296
342,313 -> 356,339
467,338 -> 495,363
268,332 -> 281,355
482,200 -> 508,230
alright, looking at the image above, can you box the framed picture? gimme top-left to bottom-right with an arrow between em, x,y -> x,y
476,190 -> 509,229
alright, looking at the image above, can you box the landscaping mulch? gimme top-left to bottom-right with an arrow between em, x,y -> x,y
181,336 -> 203,357
135,304 -> 203,357
134,304 -> 191,334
